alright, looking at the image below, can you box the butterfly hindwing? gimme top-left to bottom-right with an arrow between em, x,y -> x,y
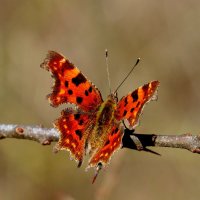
115,81 -> 159,128
54,108 -> 92,166
41,51 -> 103,112
89,124 -> 123,167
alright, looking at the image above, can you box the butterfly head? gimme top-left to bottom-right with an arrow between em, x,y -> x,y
107,92 -> 118,103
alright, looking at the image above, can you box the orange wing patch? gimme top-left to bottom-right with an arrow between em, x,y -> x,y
115,81 -> 159,128
88,125 -> 123,168
54,109 -> 92,167
41,51 -> 103,112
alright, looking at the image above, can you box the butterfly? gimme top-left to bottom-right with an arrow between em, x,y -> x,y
40,51 -> 159,183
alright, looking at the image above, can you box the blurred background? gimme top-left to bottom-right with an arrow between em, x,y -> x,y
1,0 -> 200,199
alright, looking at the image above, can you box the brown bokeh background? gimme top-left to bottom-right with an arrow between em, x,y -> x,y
1,0 -> 200,199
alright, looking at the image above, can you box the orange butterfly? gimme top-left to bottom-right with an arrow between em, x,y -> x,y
41,51 -> 159,183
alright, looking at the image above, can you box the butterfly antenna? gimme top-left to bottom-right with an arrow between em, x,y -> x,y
105,49 -> 112,94
114,58 -> 140,94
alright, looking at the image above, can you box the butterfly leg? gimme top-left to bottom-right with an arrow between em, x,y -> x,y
92,162 -> 103,184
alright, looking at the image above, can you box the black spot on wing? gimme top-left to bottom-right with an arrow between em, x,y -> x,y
123,110 -> 127,117
68,89 -> 73,95
65,81 -> 69,88
88,86 -> 92,93
74,114 -> 80,120
130,107 -> 135,113
142,83 -> 149,93
79,119 -> 84,126
131,90 -> 138,102
72,73 -> 87,87
76,96 -> 83,104
85,90 -> 89,96
136,102 -> 140,107
75,129 -> 82,140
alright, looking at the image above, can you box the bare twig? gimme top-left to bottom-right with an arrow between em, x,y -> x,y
0,124 -> 200,154
2,124 -> 199,200
0,124 -> 58,145
122,129 -> 200,154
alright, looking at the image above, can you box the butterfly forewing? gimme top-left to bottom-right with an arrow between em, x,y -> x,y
115,81 -> 159,128
41,51 -> 103,112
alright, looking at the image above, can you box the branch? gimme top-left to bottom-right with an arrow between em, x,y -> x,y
0,124 -> 58,145
122,129 -> 200,154
0,124 -> 200,154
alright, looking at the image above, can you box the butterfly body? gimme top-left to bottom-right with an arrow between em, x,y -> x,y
41,51 -> 159,181
89,95 -> 117,145
86,94 -> 123,162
